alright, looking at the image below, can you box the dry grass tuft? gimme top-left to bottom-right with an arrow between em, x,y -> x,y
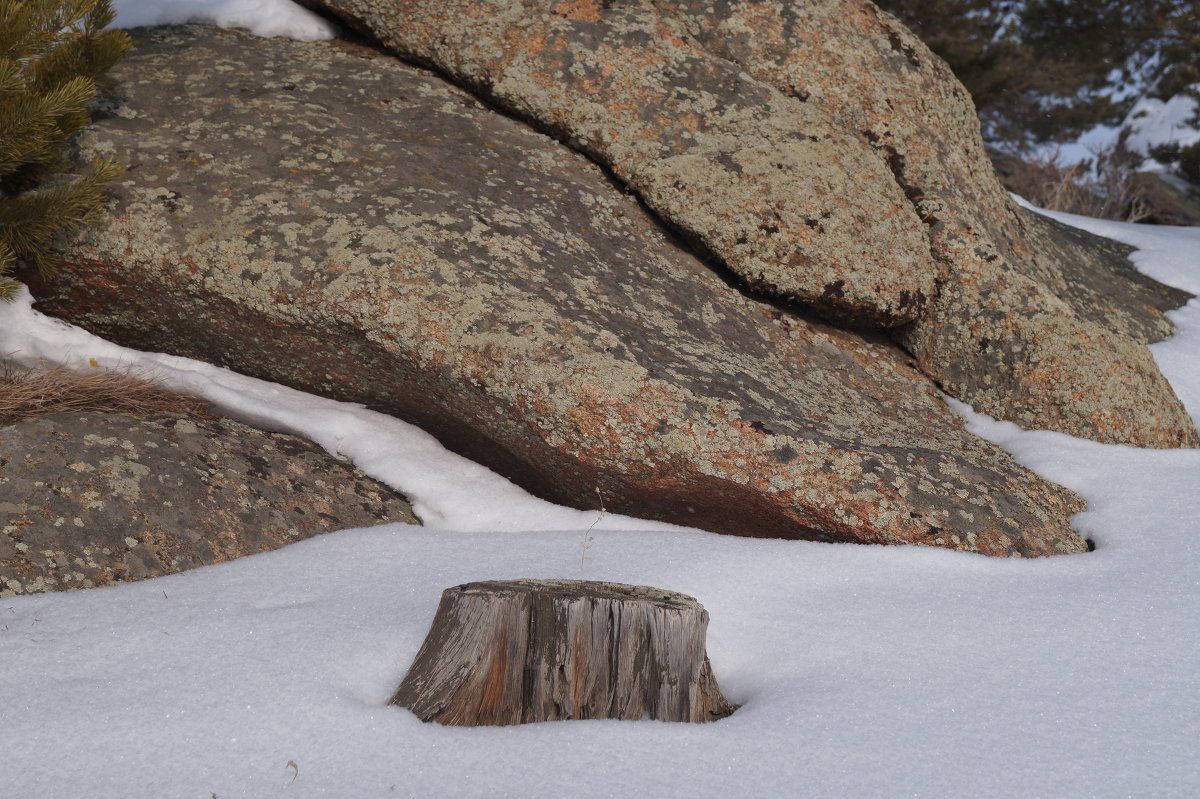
1016,148 -> 1153,223
0,362 -> 216,428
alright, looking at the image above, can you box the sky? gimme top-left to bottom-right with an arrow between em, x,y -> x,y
2,3 -> 1198,797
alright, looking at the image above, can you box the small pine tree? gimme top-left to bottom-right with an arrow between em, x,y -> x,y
1179,141 -> 1200,186
0,0 -> 130,300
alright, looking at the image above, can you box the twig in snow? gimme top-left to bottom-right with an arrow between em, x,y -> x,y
580,487 -> 605,571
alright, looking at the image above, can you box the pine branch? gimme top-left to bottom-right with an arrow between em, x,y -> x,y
0,157 -> 121,273
0,75 -> 96,183
0,0 -> 129,302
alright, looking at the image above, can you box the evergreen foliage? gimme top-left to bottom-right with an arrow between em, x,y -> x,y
871,0 -> 1029,113
1177,141 -> 1200,185
0,0 -> 130,300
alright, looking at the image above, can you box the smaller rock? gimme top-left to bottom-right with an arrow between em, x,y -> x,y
0,411 -> 419,595
1127,172 -> 1200,227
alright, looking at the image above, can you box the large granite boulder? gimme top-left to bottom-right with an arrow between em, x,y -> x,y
298,0 -> 1197,449
311,0 -> 939,329
27,26 -> 1089,556
0,410 -> 419,595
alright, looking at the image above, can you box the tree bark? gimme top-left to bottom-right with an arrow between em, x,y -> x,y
390,579 -> 738,726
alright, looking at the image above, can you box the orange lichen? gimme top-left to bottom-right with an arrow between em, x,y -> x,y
552,0 -> 605,24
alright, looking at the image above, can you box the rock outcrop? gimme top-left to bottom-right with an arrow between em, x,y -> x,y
0,410 -> 419,595
27,26 -> 1090,556
314,0 -> 936,329
298,0 -> 1197,448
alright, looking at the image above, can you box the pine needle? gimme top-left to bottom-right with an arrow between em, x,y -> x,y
0,0 -> 131,299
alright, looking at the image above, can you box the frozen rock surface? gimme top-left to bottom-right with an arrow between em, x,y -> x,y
0,409 -> 419,595
28,26 -> 1091,556
299,0 -> 1197,448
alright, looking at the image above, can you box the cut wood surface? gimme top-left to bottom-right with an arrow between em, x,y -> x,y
390,579 -> 737,726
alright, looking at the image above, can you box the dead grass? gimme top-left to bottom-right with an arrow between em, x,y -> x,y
1018,148 -> 1153,223
0,362 -> 216,427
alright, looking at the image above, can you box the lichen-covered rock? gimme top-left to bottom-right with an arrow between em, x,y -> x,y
0,410 -> 419,595
30,26 -> 1087,556
303,0 -> 935,328
299,0 -> 1197,448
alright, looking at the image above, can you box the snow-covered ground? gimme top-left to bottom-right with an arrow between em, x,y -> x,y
1054,87 -> 1200,173
1122,90 -> 1200,171
3,207 -> 1199,799
1,3 -> 1196,797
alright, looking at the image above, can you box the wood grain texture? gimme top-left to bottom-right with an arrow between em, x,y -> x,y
390,579 -> 738,725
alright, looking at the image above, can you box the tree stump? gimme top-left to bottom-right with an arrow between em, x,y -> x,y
390,579 -> 738,726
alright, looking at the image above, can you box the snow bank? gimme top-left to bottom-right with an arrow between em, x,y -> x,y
111,0 -> 337,41
1123,88 -> 1200,170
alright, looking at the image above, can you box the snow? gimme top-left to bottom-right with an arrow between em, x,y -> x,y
1123,88 -> 1200,171
111,0 -> 337,41
1028,85 -> 1200,174
1037,122 -> 1122,171
0,4 -> 1197,797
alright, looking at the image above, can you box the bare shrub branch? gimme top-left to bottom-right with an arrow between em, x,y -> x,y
1019,147 -> 1154,222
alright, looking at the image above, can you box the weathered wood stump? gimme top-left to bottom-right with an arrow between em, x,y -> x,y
390,579 -> 738,726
